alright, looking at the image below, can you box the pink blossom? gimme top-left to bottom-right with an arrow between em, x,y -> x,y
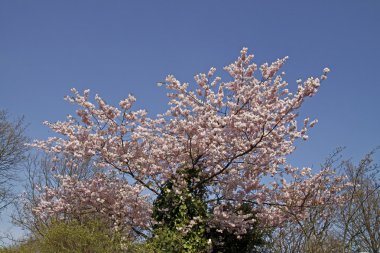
31,48 -> 345,234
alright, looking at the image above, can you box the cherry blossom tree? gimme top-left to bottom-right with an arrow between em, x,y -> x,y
31,48 -> 346,251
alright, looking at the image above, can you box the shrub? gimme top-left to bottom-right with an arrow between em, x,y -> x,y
38,220 -> 123,253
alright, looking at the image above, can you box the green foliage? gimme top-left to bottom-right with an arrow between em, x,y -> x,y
152,176 -> 209,252
0,221 -> 157,253
38,220 -> 124,253
148,227 -> 189,253
0,240 -> 39,253
152,190 -> 209,252
152,167 -> 270,253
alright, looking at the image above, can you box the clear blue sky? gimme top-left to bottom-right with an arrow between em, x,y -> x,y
0,0 -> 380,242
1,1 -> 380,177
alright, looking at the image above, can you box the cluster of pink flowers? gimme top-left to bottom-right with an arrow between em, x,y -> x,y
31,48 -> 346,235
33,173 -> 152,238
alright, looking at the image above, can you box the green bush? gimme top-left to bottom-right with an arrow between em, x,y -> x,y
0,220 -> 156,253
152,179 -> 209,253
38,220 -> 123,253
0,240 -> 39,253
